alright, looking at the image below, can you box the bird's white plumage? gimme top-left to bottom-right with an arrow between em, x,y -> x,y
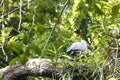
67,40 -> 88,55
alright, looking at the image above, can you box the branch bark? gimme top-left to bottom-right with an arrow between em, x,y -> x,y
0,58 -> 62,80
0,58 -> 99,80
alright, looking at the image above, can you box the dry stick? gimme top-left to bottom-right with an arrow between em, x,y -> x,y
42,0 -> 70,55
18,0 -> 22,31
0,0 -> 4,7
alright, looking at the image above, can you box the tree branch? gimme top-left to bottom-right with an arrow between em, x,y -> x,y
0,57 -> 8,66
0,58 -> 62,80
0,0 -> 33,19
0,58 -> 99,80
0,0 -> 4,7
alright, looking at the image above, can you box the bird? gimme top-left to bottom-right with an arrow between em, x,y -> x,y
66,40 -> 88,56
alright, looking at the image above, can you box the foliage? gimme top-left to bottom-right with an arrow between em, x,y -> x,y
0,0 -> 120,80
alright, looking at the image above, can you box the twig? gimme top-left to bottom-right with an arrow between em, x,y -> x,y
0,0 -> 4,6
0,57 -> 8,66
18,0 -> 22,31
42,0 -> 70,55
1,0 -> 8,62
0,0 -> 33,19
99,67 -> 104,80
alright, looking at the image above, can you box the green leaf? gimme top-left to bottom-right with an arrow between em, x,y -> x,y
22,34 -> 29,45
8,41 -> 23,54
20,54 -> 29,64
25,44 -> 41,55
46,49 -> 55,54
100,0 -> 108,2
94,3 -> 104,15
112,4 -> 120,18
9,57 -> 19,66
72,0 -> 81,11
85,0 -> 93,6
57,44 -> 65,52
4,27 -> 12,36
61,55 -> 72,60
93,38 -> 99,45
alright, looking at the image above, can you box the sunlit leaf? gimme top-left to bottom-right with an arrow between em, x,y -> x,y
57,44 -> 65,52
8,41 -> 23,54
9,57 -> 19,66
46,49 -> 55,54
93,38 -> 99,45
72,0 -> 81,11
4,27 -> 12,37
20,54 -> 29,64
94,3 -> 104,15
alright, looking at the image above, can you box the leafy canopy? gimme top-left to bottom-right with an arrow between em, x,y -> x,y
0,0 -> 120,80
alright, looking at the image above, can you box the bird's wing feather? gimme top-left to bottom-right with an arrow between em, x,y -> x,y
67,42 -> 83,52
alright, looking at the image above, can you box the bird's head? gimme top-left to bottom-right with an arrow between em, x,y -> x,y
80,40 -> 90,48
80,40 -> 87,45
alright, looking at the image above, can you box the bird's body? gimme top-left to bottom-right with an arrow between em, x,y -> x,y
67,40 -> 88,56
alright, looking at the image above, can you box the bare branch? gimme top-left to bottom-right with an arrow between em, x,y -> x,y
0,0 -> 4,7
0,57 -> 8,66
18,0 -> 22,31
